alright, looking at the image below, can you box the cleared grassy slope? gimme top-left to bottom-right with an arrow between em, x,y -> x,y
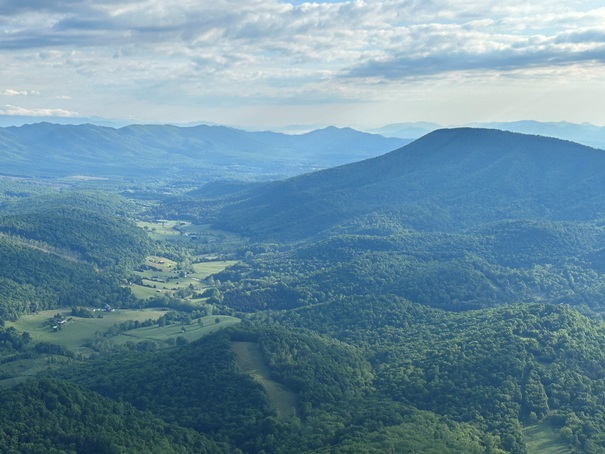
231,341 -> 297,421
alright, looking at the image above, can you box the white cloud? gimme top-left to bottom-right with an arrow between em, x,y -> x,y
0,104 -> 79,117
0,0 -> 604,126
1,89 -> 36,96
2,89 -> 26,96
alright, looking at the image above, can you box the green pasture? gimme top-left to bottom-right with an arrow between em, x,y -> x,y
7,309 -> 167,355
131,256 -> 238,300
143,255 -> 178,271
192,260 -> 238,278
2,311 -> 239,386
178,222 -> 243,244
524,420 -> 571,454
111,315 -> 240,346
137,256 -> 237,281
130,284 -> 166,299
137,220 -> 188,242
137,220 -> 243,246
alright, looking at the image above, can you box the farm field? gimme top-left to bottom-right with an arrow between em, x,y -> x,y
191,260 -> 239,277
130,219 -> 241,302
111,315 -> 240,346
130,255 -> 238,301
2,311 -> 240,386
137,220 -> 243,246
7,308 -> 168,355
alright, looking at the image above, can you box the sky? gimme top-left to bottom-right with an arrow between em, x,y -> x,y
1,0 -> 605,130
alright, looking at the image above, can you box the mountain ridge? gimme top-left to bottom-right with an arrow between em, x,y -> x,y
205,128 -> 605,239
370,120 -> 605,149
0,122 -> 408,180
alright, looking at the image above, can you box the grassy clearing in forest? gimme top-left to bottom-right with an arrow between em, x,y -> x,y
110,315 -> 240,346
137,220 -> 243,246
0,356 -> 70,389
231,341 -> 298,422
7,309 -> 167,354
192,260 -> 239,277
524,420 -> 571,454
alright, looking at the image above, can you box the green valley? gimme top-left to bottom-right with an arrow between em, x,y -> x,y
2,127 -> 605,453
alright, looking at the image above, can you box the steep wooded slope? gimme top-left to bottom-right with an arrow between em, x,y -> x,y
0,194 -> 149,320
0,378 -> 224,453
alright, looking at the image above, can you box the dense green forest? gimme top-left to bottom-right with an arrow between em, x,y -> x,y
5,128 -> 605,453
212,219 -> 605,317
0,206 -> 149,269
58,327 -> 490,453
258,299 -> 605,452
0,378 -> 223,453
0,196 -> 150,320
58,333 -> 272,452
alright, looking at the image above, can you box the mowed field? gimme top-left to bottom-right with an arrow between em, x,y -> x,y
7,308 -> 168,355
231,341 -> 297,422
111,315 -> 240,345
129,255 -> 238,301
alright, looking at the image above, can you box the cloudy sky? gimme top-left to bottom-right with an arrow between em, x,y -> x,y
1,0 -> 605,129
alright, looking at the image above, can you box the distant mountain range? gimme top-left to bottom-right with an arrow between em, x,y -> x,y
3,114 -> 604,148
0,115 -> 131,128
205,128 -> 605,239
0,123 -> 408,180
3,118 -> 605,187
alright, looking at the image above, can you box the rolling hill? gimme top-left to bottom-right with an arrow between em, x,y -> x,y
0,378 -> 223,453
0,194 -> 149,320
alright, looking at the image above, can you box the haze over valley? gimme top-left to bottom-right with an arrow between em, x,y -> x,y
3,0 -> 605,453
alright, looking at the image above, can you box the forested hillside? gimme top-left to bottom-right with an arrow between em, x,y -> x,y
198,128 -> 605,239
169,128 -> 605,452
0,378 -> 223,453
0,194 -> 149,320
212,218 -> 605,317
0,206 -> 149,269
59,333 -> 271,452
59,327 -> 489,453
262,299 -> 605,452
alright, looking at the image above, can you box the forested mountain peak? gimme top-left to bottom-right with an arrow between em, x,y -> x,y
206,128 -> 605,240
312,127 -> 602,184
